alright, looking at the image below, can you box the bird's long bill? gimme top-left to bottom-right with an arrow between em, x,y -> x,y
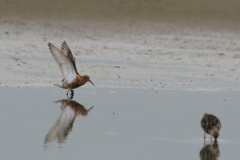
89,80 -> 95,87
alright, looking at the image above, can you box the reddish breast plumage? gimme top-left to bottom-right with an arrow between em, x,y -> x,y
66,76 -> 87,89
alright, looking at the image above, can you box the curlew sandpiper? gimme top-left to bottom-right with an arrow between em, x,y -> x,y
48,41 -> 95,98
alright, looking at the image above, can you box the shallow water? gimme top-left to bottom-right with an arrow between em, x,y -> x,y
1,87 -> 239,159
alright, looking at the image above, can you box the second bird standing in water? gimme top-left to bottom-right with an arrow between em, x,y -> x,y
48,41 -> 95,98
201,113 -> 221,140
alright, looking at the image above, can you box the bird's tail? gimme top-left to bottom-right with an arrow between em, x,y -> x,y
54,83 -> 66,89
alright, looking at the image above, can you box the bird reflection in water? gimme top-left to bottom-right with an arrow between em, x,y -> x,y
44,99 -> 94,145
199,140 -> 220,160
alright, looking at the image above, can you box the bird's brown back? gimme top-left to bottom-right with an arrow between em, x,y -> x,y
201,114 -> 221,133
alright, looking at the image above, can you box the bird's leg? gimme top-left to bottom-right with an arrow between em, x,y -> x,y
70,90 -> 74,97
66,90 -> 73,99
66,90 -> 70,95
210,136 -> 212,140
67,90 -> 74,99
203,132 -> 206,147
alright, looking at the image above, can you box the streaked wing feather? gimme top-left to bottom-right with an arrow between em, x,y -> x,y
48,43 -> 76,82
61,41 -> 80,75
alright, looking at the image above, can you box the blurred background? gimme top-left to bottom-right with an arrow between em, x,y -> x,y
1,0 -> 240,32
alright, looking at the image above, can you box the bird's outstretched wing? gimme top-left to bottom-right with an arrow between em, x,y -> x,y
48,42 -> 76,82
61,41 -> 80,75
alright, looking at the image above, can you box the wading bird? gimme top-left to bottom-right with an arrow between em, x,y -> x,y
201,113 -> 221,140
48,41 -> 95,98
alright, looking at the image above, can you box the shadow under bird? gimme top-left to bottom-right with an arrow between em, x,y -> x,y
201,113 -> 221,140
44,99 -> 94,144
48,41 -> 95,98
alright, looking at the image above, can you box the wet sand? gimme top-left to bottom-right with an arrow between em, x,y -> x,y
1,0 -> 240,159
1,0 -> 240,91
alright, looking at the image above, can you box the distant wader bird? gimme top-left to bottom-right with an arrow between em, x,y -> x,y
201,113 -> 221,140
48,41 -> 95,98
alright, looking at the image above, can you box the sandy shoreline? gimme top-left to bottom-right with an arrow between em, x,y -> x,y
1,0 -> 240,91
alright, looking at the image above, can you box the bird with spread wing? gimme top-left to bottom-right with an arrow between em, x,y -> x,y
48,41 -> 95,98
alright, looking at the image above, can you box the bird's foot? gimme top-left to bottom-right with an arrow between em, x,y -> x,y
66,90 -> 74,99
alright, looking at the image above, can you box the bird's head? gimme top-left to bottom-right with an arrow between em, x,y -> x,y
213,131 -> 219,140
211,127 -> 219,140
83,75 -> 95,87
